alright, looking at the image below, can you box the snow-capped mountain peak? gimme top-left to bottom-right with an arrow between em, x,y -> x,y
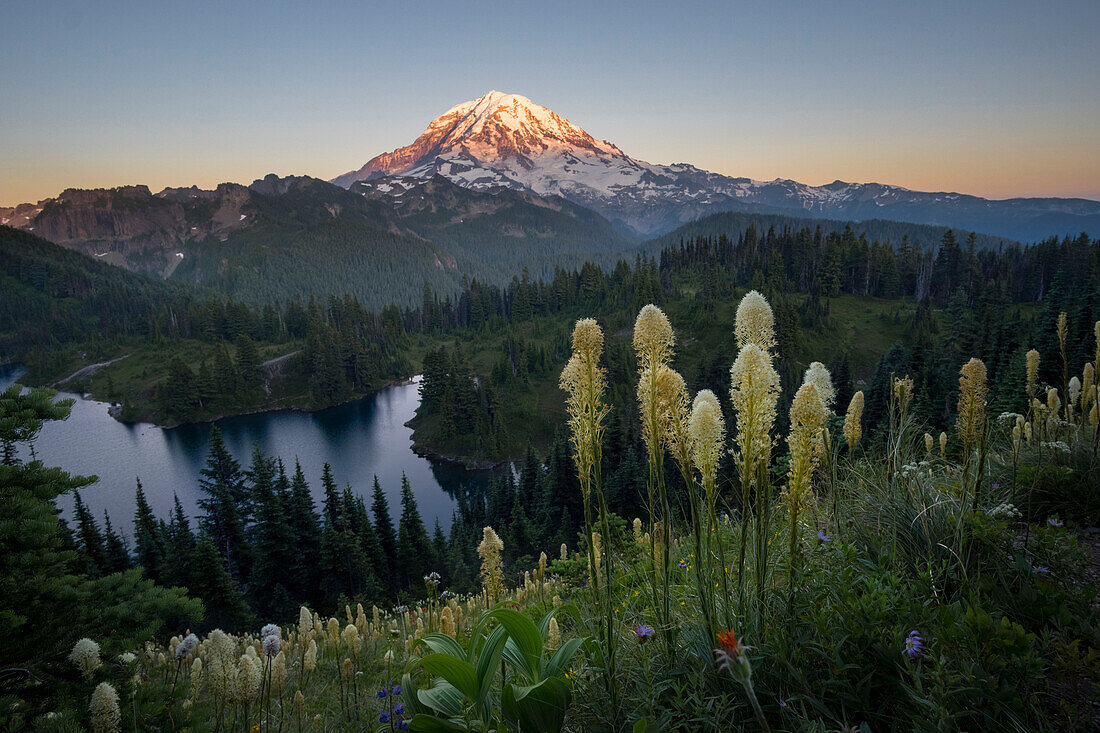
333,92 -> 1100,240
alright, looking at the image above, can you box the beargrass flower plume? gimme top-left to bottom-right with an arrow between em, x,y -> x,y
560,543 -> 568,562
1069,376 -> 1081,410
440,606 -> 456,638
786,384 -> 828,512
272,651 -> 287,695
304,639 -> 317,672
547,617 -> 561,650
70,637 -> 101,680
1058,312 -> 1068,353
1093,321 -> 1100,376
90,681 -> 121,733
956,359 -> 988,453
633,305 -> 675,371
1047,387 -> 1060,417
729,344 -> 781,469
204,630 -> 235,700
734,290 -> 776,353
924,433 -> 934,455
843,391 -> 863,450
189,657 -> 203,698
802,362 -> 836,413
939,431 -> 948,457
235,654 -> 262,703
1083,363 -> 1095,412
343,624 -> 361,655
689,390 -> 725,493
175,634 -> 198,660
633,517 -> 643,542
1024,349 -> 1040,405
478,526 -> 505,604
893,375 -> 914,414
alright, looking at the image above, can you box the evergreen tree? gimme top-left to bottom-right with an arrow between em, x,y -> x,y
371,476 -> 399,590
196,427 -> 251,582
188,533 -> 254,630
248,447 -> 297,617
133,478 -> 165,581
396,473 -> 433,588
73,490 -> 108,575
102,512 -> 131,574
285,460 -> 322,603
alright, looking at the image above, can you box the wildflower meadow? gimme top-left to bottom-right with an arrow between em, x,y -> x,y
3,293 -> 1100,732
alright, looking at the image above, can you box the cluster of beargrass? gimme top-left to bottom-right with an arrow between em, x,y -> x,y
18,300 -> 1100,732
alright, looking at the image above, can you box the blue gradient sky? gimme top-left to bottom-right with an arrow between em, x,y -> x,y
2,0 -> 1097,204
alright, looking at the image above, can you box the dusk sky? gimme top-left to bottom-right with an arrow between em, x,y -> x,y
2,0 -> 1097,205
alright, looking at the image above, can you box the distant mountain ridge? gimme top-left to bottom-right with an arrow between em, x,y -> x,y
333,90 -> 1100,241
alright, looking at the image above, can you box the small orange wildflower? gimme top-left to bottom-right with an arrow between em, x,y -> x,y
716,629 -> 747,657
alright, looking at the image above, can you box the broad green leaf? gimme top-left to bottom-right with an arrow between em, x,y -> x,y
416,631 -> 466,659
501,677 -> 571,733
503,637 -> 537,681
489,608 -> 543,678
416,680 -> 466,718
475,624 -> 509,710
402,671 -> 431,718
544,638 -> 585,679
414,653 -> 478,700
408,712 -> 469,732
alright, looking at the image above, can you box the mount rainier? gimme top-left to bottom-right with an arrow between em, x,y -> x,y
333,91 -> 1100,241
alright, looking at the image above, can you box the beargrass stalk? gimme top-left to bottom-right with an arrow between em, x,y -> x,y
730,291 -> 779,627
561,318 -> 617,719
729,342 -> 780,628
690,390 -> 728,627
633,305 -> 675,656
666,368 -> 717,643
784,383 -> 827,622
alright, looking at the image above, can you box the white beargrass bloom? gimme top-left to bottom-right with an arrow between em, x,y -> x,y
689,389 -> 725,493
632,305 -> 674,371
304,639 -> 317,672
70,638 -> 102,680
734,290 -> 776,353
802,362 -> 836,413
89,682 -> 121,733
729,344 -> 780,472
843,391 -> 864,450
1069,376 -> 1081,408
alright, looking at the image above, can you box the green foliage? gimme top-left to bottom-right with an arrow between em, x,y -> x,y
408,606 -> 585,732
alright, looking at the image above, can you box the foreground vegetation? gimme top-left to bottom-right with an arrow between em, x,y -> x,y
2,287 -> 1099,731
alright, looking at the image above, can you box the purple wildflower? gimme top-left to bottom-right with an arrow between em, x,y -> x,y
1048,517 -> 1063,527
392,684 -> 402,695
377,687 -> 388,699
635,625 -> 655,643
678,560 -> 688,568
903,630 -> 925,659
379,711 -> 390,723
395,703 -> 405,715
1032,565 -> 1049,575
816,526 -> 831,543
396,721 -> 409,731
